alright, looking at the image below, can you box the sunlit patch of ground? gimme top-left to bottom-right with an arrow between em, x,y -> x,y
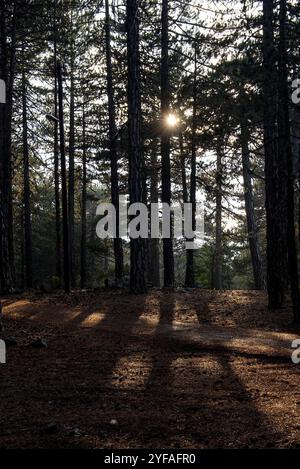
0,289 -> 300,448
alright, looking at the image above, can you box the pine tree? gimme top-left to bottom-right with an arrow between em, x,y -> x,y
126,0 -> 147,294
161,0 -> 174,288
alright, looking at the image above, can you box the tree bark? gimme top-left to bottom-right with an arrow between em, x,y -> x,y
57,62 -> 71,293
53,3 -> 61,284
213,146 -> 223,290
80,102 -> 87,289
179,132 -> 188,205
0,0 -> 8,293
240,117 -> 265,290
278,0 -> 300,322
105,0 -> 123,282
148,141 -> 160,287
0,0 -> 16,293
68,41 -> 75,288
22,41 -> 33,289
126,0 -> 147,294
185,50 -> 197,287
161,0 -> 174,287
263,0 -> 286,308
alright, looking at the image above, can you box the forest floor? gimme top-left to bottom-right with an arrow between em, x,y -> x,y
1,288 -> 300,449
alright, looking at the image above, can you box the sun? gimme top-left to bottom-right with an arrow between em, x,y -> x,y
165,113 -> 178,128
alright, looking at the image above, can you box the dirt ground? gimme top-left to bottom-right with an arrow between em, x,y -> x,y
1,288 -> 300,449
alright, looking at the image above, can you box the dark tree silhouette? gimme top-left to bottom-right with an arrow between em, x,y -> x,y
126,0 -> 147,294
21,41 -> 32,289
263,0 -> 286,309
161,0 -> 174,288
105,0 -> 124,282
57,62 -> 71,293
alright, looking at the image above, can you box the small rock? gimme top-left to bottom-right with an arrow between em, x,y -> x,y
110,419 -> 118,426
30,338 -> 48,349
4,336 -> 18,347
42,423 -> 59,435
69,428 -> 81,437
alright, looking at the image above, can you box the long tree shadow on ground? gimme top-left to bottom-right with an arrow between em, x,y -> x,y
134,290 -> 285,448
0,289 -> 296,448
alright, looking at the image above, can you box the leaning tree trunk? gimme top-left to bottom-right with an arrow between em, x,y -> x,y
21,41 -> 33,289
278,0 -> 300,322
263,0 -> 286,309
161,0 -> 174,287
240,116 -> 265,290
105,0 -> 123,282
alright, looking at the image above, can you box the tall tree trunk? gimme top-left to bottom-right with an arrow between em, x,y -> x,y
0,0 -> 16,293
126,0 -> 147,294
6,1 -> 16,289
53,1 -> 61,284
80,102 -> 87,289
185,50 -> 197,287
148,141 -> 160,287
179,132 -> 188,205
213,146 -> 223,290
20,207 -> 25,290
263,0 -> 286,308
105,0 -> 123,281
161,0 -> 174,287
57,62 -> 71,293
278,0 -> 300,322
240,117 -> 265,290
22,42 -> 33,289
68,44 -> 75,288
0,0 -> 8,293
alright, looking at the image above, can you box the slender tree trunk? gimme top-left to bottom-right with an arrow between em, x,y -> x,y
179,132 -> 188,205
126,0 -> 147,294
0,0 -> 8,293
213,147 -> 223,290
161,0 -> 174,287
68,46 -> 75,288
21,42 -> 33,289
278,0 -> 300,322
20,207 -> 25,290
148,142 -> 160,287
6,2 -> 16,289
298,125 -> 300,244
80,103 -> 87,289
263,0 -> 286,308
185,50 -> 197,287
53,2 -> 61,284
7,2 -> 16,288
105,0 -> 123,281
57,62 -> 71,293
0,0 -> 16,293
240,118 -> 265,290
